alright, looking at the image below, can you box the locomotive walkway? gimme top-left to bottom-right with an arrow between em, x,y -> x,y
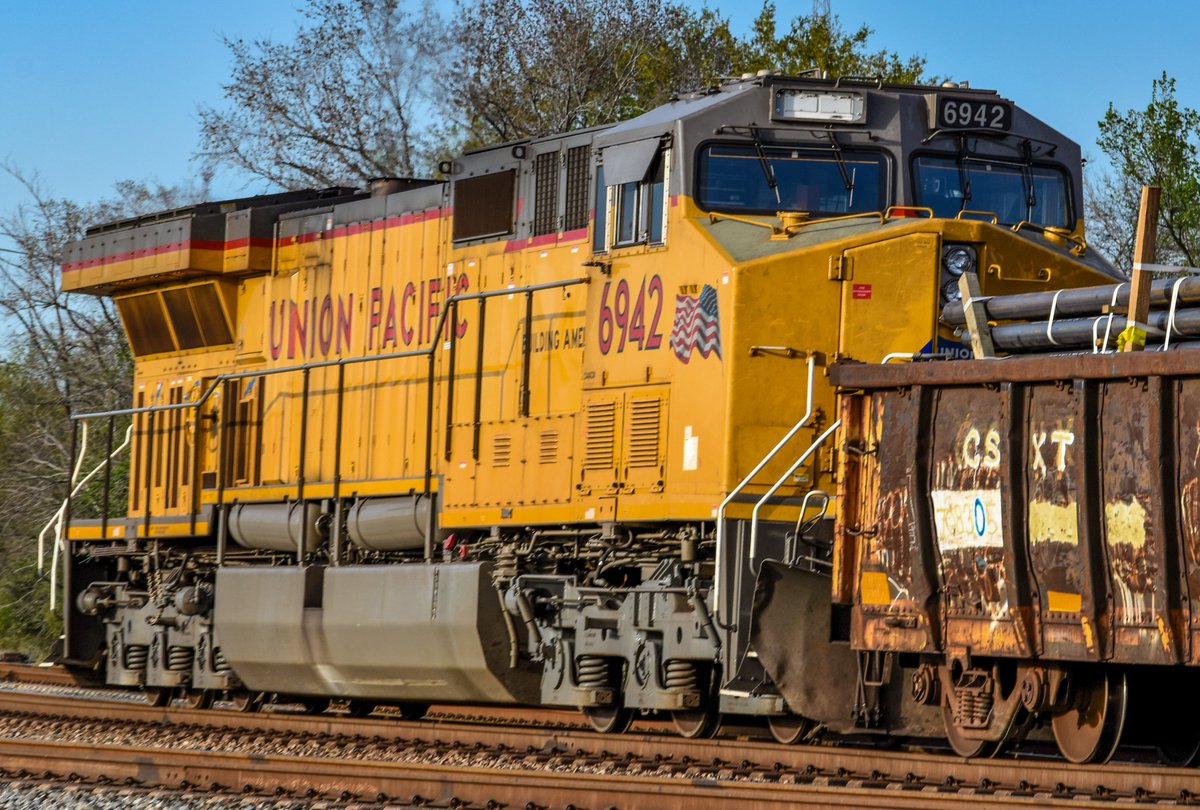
0,666 -> 1197,807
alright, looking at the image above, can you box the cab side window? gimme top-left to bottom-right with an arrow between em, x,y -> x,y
599,147 -> 669,250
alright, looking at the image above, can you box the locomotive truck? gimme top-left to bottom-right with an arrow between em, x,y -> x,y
56,72 -> 1125,751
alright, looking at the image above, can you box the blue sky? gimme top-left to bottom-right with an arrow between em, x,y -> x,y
0,1 -> 1194,222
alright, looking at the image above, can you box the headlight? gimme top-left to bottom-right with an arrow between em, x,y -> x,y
942,278 -> 962,303
942,245 -> 976,276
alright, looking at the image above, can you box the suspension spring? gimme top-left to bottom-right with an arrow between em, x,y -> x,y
576,655 -> 610,689
124,645 -> 149,671
212,647 -> 230,672
166,646 -> 195,672
955,688 -> 994,729
663,659 -> 700,691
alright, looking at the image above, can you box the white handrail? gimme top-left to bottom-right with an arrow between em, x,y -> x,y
748,420 -> 841,566
712,355 -> 816,623
43,423 -> 133,611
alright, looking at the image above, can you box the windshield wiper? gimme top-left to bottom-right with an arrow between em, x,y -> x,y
1019,139 -> 1037,215
956,136 -> 973,210
747,125 -> 782,206
825,129 -> 854,193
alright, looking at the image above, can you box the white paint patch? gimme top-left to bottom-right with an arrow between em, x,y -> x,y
931,488 -> 1004,550
683,426 -> 699,471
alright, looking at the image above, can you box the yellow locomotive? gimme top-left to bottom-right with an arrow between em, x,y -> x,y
59,73 -> 1118,740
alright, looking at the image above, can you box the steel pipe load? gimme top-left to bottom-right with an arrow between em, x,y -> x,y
941,276 -> 1200,325
989,305 -> 1200,352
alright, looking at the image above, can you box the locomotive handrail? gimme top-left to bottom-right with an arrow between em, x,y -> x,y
712,353 -> 818,626
62,275 -> 591,565
747,420 -> 841,570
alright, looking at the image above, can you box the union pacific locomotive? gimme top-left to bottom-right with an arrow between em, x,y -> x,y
57,73 -> 1123,750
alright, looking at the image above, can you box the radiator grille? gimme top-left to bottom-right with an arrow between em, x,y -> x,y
627,397 -> 662,468
583,401 -> 617,470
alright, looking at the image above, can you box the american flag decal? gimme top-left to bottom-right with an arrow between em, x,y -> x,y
669,284 -> 722,363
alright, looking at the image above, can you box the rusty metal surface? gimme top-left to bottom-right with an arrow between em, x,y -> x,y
851,386 -> 941,654
830,350 -> 1200,389
1025,382 -> 1103,661
929,385 -> 1031,659
837,354 -> 1200,668
1101,377 -> 1182,663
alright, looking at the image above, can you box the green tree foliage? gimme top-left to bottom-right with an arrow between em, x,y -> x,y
449,0 -> 936,145
732,2 -> 930,83
198,0 -> 450,188
0,168 -> 202,656
1092,72 -> 1200,270
199,0 -> 936,175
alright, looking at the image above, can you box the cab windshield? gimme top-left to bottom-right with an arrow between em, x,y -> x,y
913,155 -> 1070,227
697,143 -> 887,215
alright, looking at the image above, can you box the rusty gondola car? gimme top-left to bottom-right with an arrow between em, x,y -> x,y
55,72 -> 1131,750
832,343 -> 1200,763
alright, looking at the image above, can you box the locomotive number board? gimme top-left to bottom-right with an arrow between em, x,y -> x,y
928,95 -> 1013,132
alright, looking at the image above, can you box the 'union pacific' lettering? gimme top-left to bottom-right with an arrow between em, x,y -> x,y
270,274 -> 471,360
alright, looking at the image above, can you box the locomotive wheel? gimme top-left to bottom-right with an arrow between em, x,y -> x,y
182,689 -> 214,710
940,700 -> 1000,759
300,697 -> 330,714
395,702 -> 429,721
582,705 -> 633,734
768,713 -> 815,745
346,700 -> 376,718
1051,669 -> 1127,764
143,687 -> 172,708
671,705 -> 718,739
229,691 -> 263,713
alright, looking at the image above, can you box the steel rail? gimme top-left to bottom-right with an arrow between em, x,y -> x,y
0,737 -> 1079,809
0,688 -> 1196,806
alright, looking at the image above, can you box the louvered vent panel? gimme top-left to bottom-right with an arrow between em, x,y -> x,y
533,152 -> 559,236
492,434 -> 513,467
563,146 -> 590,231
627,397 -> 661,468
583,401 -> 617,470
539,430 -> 559,464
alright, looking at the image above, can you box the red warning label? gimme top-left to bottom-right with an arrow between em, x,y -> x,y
851,283 -> 872,300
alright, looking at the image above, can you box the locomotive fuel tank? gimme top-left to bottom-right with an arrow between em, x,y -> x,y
214,562 -> 540,703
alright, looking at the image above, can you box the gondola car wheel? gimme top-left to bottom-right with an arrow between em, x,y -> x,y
941,699 -> 1000,759
1051,669 -> 1127,764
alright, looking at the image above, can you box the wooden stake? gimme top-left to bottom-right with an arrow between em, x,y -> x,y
958,271 -> 995,358
1123,185 -> 1160,352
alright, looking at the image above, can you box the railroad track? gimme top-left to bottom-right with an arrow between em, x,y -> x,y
0,666 -> 1198,807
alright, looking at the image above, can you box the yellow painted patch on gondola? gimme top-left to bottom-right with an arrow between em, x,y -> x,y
860,570 -> 892,605
1028,500 -> 1078,546
1046,590 -> 1081,613
1157,615 -> 1173,655
1104,499 -> 1148,548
